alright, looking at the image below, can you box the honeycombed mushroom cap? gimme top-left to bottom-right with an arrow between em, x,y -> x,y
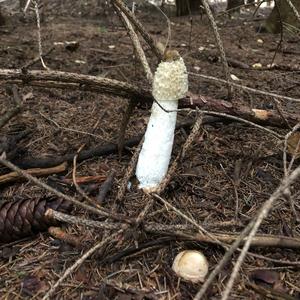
152,57 -> 188,102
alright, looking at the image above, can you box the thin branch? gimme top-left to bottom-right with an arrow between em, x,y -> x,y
0,68 -> 152,100
116,137 -> 144,202
114,5 -> 153,83
193,219 -> 255,300
283,123 -> 300,222
33,0 -> 48,70
46,209 -> 300,251
201,0 -> 232,98
0,156 -> 132,223
270,0 -> 283,65
117,99 -> 137,158
96,170 -> 115,203
112,0 -> 163,61
196,109 -> 283,139
72,120 -> 102,208
152,193 -> 226,248
1,68 -> 299,104
284,0 -> 300,24
0,69 -> 299,128
155,113 -> 203,194
189,72 -> 300,103
221,165 -> 300,300
24,0 -> 32,12
41,229 -> 124,300
173,108 -> 283,139
0,162 -> 67,184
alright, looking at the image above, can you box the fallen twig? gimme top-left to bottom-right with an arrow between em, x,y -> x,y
155,113 -> 203,194
0,162 -> 67,184
117,98 -> 137,158
116,137 -> 144,202
22,46 -> 54,69
1,68 -> 298,128
188,72 -> 300,104
221,164 -> 300,300
284,0 -> 300,24
0,156 -> 132,223
112,0 -> 163,61
42,229 -> 124,300
114,5 -> 153,82
46,209 -> 300,251
13,134 -> 142,169
48,226 -> 81,248
201,0 -> 232,98
96,170 -> 115,203
62,175 -> 106,185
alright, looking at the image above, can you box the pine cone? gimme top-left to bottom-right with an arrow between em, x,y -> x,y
0,197 -> 71,243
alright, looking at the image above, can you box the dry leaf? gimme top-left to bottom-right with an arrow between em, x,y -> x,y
287,132 -> 300,159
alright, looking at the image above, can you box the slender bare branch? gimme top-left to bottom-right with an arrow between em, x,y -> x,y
221,165 -> 300,300
201,0 -> 232,98
112,0 -> 163,61
114,5 -> 153,83
284,0 -> 300,23
0,156 -> 131,223
46,209 -> 300,251
42,229 -> 124,300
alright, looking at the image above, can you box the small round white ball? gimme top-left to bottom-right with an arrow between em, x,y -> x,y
172,250 -> 209,283
152,57 -> 188,102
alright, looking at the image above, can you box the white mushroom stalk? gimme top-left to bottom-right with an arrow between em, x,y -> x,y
136,50 -> 188,192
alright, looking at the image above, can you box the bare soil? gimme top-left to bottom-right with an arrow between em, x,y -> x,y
0,1 -> 300,299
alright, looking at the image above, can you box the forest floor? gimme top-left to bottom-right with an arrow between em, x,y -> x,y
0,1 -> 300,299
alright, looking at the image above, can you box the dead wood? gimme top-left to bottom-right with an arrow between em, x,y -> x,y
46,209 -> 300,250
102,237 -> 174,264
96,171 -> 115,203
112,0 -> 163,61
48,226 -> 81,248
10,118 -> 219,170
0,68 -> 152,101
22,46 -> 55,69
0,162 -> 67,184
0,68 -> 298,129
117,99 -> 137,158
62,175 -> 106,185
154,230 -> 300,250
0,157 -> 133,224
184,93 -> 299,128
13,135 -> 142,169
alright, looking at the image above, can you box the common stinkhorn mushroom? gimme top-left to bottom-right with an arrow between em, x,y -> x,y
136,50 -> 188,192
